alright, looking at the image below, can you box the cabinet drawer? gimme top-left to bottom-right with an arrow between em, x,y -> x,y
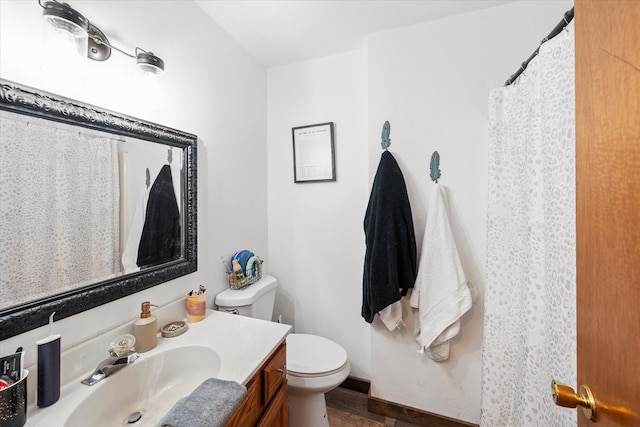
262,343 -> 286,406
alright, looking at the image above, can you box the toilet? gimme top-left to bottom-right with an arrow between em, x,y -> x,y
215,275 -> 350,427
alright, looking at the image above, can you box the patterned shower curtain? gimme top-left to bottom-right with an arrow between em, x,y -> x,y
0,112 -> 120,308
481,23 -> 575,426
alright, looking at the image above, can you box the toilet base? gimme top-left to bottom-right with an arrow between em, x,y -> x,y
286,360 -> 350,427
288,391 -> 330,427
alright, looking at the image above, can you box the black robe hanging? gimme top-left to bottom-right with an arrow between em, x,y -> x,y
137,165 -> 181,268
362,151 -> 417,323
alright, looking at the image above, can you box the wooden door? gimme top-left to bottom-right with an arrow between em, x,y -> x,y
575,0 -> 640,425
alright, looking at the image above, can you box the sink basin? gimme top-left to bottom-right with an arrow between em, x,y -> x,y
64,345 -> 221,427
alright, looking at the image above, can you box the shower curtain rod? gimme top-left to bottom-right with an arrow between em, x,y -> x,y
504,7 -> 574,86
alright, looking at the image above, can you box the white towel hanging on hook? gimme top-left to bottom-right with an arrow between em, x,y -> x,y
409,184 -> 476,361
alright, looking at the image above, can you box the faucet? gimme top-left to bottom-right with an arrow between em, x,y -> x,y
81,350 -> 139,386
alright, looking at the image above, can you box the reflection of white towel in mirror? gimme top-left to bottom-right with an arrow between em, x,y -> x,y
121,186 -> 149,274
171,156 -> 182,217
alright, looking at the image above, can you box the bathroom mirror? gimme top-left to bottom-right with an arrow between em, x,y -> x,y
0,79 -> 197,340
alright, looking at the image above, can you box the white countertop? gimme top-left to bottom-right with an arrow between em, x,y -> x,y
25,310 -> 291,426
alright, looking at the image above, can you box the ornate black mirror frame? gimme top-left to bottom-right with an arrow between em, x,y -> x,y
0,79 -> 197,340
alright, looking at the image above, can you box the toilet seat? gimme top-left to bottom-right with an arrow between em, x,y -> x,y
286,334 -> 348,377
287,364 -> 348,378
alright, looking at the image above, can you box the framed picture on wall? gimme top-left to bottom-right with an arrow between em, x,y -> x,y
292,122 -> 336,183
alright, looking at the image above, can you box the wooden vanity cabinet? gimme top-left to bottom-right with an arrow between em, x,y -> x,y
226,342 -> 288,427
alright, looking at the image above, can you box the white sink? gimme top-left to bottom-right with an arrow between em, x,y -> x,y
64,345 -> 220,427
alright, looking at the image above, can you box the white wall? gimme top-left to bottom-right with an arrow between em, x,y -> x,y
267,1 -> 572,424
267,51 -> 370,378
367,1 -> 572,423
0,0 -> 267,367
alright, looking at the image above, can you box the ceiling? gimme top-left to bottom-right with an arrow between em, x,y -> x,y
195,1 -> 518,68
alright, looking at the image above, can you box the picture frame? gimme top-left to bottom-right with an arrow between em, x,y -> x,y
292,122 -> 336,183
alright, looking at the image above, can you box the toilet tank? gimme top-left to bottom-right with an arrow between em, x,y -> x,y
215,275 -> 278,321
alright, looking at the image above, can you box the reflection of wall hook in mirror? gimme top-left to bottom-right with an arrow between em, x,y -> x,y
145,168 -> 150,189
167,148 -> 173,164
430,151 -> 441,183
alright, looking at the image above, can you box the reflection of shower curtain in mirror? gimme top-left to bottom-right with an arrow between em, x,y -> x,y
0,112 -> 120,308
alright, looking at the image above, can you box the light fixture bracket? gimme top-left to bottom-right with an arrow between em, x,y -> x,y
87,23 -> 111,61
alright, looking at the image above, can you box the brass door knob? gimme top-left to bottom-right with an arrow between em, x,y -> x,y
551,380 -> 597,422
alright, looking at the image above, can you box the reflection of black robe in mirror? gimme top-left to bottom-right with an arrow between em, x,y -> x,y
137,165 -> 181,268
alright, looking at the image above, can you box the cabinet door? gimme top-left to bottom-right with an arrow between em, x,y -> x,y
225,375 -> 263,427
257,382 -> 288,427
225,342 -> 288,427
262,343 -> 286,406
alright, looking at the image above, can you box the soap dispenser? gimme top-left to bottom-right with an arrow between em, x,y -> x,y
133,302 -> 158,353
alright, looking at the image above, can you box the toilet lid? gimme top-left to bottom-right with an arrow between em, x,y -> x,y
286,334 -> 348,375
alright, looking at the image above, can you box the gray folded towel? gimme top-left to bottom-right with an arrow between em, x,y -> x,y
155,378 -> 247,427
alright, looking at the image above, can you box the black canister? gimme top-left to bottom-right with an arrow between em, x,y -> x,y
36,335 -> 60,408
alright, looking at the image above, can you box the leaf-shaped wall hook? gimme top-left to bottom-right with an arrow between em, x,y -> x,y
430,151 -> 441,183
381,121 -> 391,150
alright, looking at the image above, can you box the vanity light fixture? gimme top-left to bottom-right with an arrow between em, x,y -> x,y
39,0 -> 165,74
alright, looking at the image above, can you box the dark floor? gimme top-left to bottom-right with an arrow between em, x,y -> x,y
325,387 -> 421,427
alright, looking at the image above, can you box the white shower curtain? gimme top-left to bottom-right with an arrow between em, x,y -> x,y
0,112 -> 120,308
481,23 -> 575,426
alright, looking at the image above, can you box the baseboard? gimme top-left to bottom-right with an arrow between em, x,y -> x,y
339,376 -> 370,394
338,376 -> 478,427
368,394 -> 478,427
